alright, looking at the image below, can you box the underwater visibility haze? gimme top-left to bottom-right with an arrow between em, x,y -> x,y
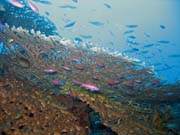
0,0 -> 180,134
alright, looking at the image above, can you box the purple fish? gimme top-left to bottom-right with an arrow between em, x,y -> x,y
73,80 -> 82,86
7,0 -> 24,8
71,58 -> 80,62
146,70 -> 154,75
62,66 -> 71,71
28,1 -> 39,13
44,68 -> 57,74
51,79 -> 64,86
81,83 -> 100,92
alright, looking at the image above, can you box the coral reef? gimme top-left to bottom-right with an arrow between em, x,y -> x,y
0,77 -> 117,134
0,26 -> 180,134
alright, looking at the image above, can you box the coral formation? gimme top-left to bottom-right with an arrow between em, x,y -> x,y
0,26 -> 180,134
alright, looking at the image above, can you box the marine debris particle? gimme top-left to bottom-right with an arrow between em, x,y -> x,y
18,57 -> 30,68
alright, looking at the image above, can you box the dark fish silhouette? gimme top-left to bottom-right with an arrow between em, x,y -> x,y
89,21 -> 104,26
123,30 -> 134,35
32,0 -> 52,5
126,25 -> 138,28
143,44 -> 154,48
157,40 -> 170,44
128,35 -> 136,39
58,5 -> 77,9
64,21 -> 76,28
104,3 -> 111,9
74,37 -> 82,42
80,35 -> 92,39
168,54 -> 180,58
160,25 -> 166,29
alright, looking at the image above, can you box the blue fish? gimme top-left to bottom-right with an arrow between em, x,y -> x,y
128,35 -> 136,39
143,44 -> 154,48
58,5 -> 77,9
0,22 -> 5,32
168,54 -> 180,58
132,48 -> 139,51
80,35 -> 92,39
72,0 -> 78,3
108,48 -> 117,52
32,0 -> 52,5
89,21 -> 104,26
45,11 -> 50,16
140,50 -> 148,54
157,40 -> 170,44
160,25 -> 166,29
74,37 -> 82,42
123,48 -> 139,53
62,18 -> 72,23
104,3 -> 111,9
64,21 -> 76,28
108,41 -> 114,46
123,30 -> 134,35
144,32 -> 151,38
127,39 -> 139,45
0,42 -> 4,53
126,25 -> 138,28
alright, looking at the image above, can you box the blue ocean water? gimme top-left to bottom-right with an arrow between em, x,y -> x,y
0,0 -> 180,84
